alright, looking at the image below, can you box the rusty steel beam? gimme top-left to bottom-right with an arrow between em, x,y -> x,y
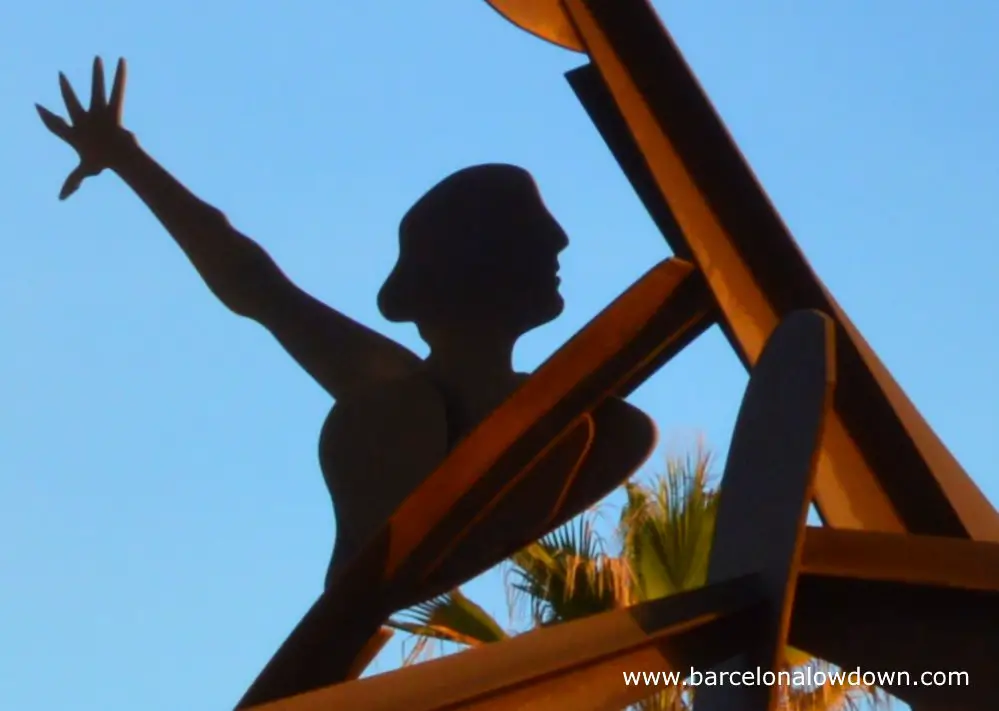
554,0 -> 999,540
246,574 -> 762,711
485,0 -> 584,51
790,574 -> 998,709
698,310 -> 835,711
800,527 -> 999,593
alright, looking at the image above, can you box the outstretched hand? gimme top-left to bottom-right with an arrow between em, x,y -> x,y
36,57 -> 130,200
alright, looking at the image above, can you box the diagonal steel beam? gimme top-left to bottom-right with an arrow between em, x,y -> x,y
556,0 -> 999,540
246,574 -> 764,711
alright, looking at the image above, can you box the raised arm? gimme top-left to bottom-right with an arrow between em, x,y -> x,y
36,57 -> 420,400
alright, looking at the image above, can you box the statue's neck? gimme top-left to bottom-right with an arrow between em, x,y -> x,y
423,335 -> 521,440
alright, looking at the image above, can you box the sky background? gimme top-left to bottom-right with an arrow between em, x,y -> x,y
3,1 -> 997,709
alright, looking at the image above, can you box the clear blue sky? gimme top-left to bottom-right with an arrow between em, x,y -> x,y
3,1 -> 997,709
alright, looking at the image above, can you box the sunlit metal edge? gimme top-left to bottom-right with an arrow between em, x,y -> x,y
483,0 -> 585,52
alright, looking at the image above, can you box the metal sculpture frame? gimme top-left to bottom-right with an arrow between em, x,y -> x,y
243,1 -> 998,709
33,0 -> 997,709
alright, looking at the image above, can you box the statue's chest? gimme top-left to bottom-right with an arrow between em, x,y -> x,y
319,374 -> 593,562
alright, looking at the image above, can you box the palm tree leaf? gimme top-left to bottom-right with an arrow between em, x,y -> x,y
632,688 -> 690,710
388,588 -> 508,649
507,516 -> 633,624
621,450 -> 718,599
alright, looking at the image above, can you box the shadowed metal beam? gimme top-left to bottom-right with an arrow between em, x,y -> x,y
248,575 -> 763,711
791,575 -> 999,710
559,0 -> 999,541
344,627 -> 394,681
800,527 -> 999,592
697,310 -> 836,711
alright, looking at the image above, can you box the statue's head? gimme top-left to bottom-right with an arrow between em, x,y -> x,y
378,164 -> 568,341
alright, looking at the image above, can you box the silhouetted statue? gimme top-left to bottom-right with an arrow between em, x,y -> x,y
38,57 -> 657,703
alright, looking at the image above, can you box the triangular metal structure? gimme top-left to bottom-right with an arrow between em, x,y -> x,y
238,1 -> 999,709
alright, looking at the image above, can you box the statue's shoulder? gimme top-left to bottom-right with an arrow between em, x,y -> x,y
329,368 -> 443,414
320,370 -> 448,463
318,371 -> 450,541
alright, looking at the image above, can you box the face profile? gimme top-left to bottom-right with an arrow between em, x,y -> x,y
378,163 -> 569,340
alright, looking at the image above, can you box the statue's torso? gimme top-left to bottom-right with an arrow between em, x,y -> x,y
318,369 -> 655,603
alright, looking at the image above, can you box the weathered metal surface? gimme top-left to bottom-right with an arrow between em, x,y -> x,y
484,0 -> 583,51
248,574 -> 763,711
800,527 -> 999,593
697,310 -> 835,711
559,0 -> 999,541
791,574 -> 998,709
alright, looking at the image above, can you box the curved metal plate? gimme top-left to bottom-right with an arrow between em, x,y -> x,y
484,0 -> 585,52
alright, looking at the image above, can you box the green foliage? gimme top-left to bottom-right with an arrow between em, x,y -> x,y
508,517 -> 635,625
385,588 -> 507,665
619,449 -> 718,600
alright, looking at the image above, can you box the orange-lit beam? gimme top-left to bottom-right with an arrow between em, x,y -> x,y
558,0 -> 999,540
247,575 -> 762,711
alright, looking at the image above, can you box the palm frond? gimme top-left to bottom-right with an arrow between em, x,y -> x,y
387,588 -> 508,665
506,515 -> 634,625
620,448 -> 718,599
631,688 -> 691,710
